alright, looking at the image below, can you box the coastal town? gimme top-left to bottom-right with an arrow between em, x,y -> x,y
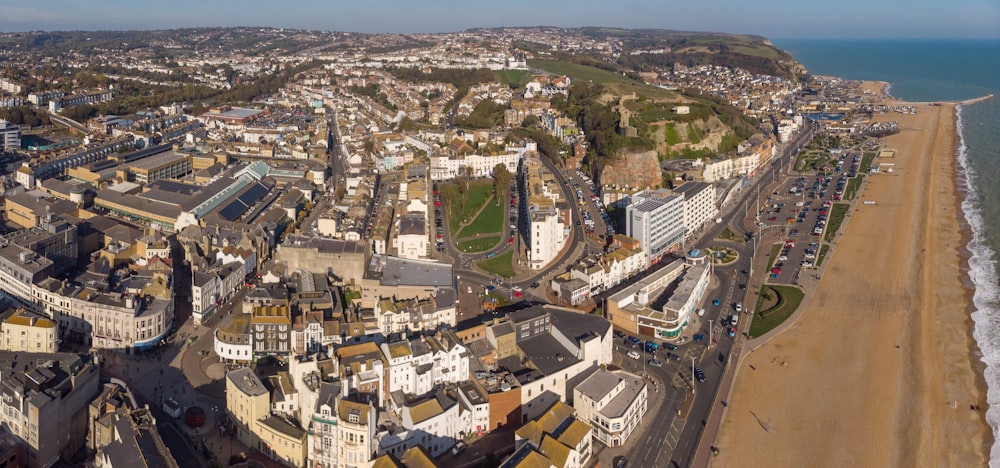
0,26 -> 983,468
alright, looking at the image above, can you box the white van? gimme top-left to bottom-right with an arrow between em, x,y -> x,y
730,314 -> 740,326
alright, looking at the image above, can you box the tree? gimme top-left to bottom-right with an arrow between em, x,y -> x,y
456,166 -> 474,193
521,115 -> 539,128
492,163 -> 513,201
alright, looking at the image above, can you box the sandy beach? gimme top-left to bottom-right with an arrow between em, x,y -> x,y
713,92 -> 990,466
861,80 -> 890,98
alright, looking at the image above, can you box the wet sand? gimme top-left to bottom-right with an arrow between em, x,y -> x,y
713,98 -> 990,466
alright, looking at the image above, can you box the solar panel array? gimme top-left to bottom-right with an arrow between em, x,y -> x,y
216,182 -> 270,221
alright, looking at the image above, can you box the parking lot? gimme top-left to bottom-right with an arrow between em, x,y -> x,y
756,151 -> 864,284
565,169 -> 615,242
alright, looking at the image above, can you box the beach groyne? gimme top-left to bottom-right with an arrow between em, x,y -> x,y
960,94 -> 994,106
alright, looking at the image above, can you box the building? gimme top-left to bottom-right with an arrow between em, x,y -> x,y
374,296 -> 456,337
0,352 -> 100,468
394,214 -> 427,260
0,119 -> 20,153
53,271 -> 174,351
428,143 -> 530,181
250,305 -> 292,358
338,399 -> 377,468
522,158 -> 568,270
0,308 -> 58,353
493,306 -> 612,423
226,367 -> 270,449
625,189 -> 686,263
505,401 -> 592,468
191,270 -> 220,325
89,382 -> 178,468
123,150 -> 192,184
607,257 -> 712,339
572,368 -> 647,447
674,182 -> 718,236
254,415 -> 307,467
215,314 -> 253,362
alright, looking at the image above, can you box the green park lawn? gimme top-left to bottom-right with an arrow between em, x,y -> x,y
749,285 -> 805,338
824,203 -> 850,243
457,196 -> 504,238
445,181 -> 494,235
527,59 -> 639,85
456,236 -> 501,253
477,251 -> 515,278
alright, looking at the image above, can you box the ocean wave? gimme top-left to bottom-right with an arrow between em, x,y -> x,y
957,105 -> 1000,467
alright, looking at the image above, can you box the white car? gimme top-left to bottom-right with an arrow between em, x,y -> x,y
627,350 -> 641,360
735,303 -> 743,313
511,285 -> 522,292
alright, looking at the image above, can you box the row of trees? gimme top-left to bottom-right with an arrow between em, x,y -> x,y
0,107 -> 50,127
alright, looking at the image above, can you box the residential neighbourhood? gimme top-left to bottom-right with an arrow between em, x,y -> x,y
0,24 -> 893,468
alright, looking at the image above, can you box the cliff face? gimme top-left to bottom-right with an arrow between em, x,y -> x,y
598,150 -> 661,190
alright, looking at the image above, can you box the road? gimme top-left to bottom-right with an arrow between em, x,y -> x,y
612,122 -> 816,468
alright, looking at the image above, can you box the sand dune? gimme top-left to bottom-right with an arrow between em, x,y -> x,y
713,98 -> 990,467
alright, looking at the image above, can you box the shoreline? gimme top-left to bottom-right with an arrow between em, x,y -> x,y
712,90 -> 990,466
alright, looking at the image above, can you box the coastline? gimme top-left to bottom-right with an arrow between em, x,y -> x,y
712,90 -> 990,466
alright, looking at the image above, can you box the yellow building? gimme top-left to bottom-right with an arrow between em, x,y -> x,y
0,307 -> 58,353
254,415 -> 307,467
226,367 -> 270,449
338,399 -> 376,467
125,151 -> 192,184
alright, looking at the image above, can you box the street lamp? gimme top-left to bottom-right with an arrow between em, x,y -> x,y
709,318 -> 713,346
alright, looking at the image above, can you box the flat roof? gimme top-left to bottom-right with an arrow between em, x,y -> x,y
126,151 -> 188,171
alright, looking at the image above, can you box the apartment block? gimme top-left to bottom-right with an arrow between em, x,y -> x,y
625,189 -> 686,263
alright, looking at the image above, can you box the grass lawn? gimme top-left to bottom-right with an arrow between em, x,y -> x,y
749,285 -> 805,338
494,69 -> 531,88
477,251 -> 516,278
843,176 -> 863,200
766,243 -> 782,270
445,181 -> 494,235
860,152 -> 877,173
457,236 -> 501,253
824,203 -> 850,243
816,243 -> 831,267
717,226 -> 739,242
528,59 -> 640,85
458,196 -> 504,238
663,123 -> 681,145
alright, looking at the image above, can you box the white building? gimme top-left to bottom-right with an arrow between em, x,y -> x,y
608,257 -> 712,340
523,158 -> 568,271
191,271 -> 220,325
337,399 -> 377,468
394,214 -> 427,260
0,119 -> 20,152
501,306 -> 613,422
701,152 -> 760,183
625,190 -> 686,263
675,182 -> 718,237
429,144 -> 529,181
572,368 -> 648,447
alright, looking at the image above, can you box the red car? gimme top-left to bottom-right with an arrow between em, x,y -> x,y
514,291 -> 523,298
768,217 -> 777,222
434,201 -> 441,206
508,235 -> 514,245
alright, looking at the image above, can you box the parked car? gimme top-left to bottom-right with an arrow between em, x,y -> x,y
627,350 -> 641,360
648,359 -> 663,367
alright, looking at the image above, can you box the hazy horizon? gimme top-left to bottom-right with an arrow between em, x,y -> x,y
2,0 -> 998,39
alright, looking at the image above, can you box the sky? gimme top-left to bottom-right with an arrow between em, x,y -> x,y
1,0 -> 998,38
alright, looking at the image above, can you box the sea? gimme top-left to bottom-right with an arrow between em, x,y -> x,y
774,38 -> 1000,464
